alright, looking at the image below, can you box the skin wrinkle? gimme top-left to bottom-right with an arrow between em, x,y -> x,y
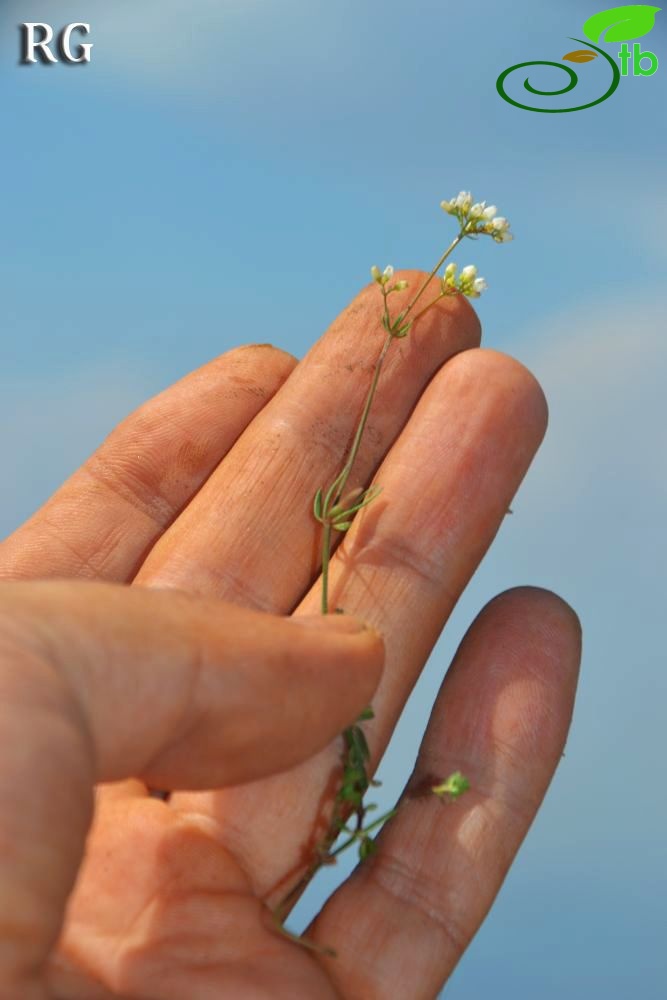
84,444 -> 211,529
366,850 -> 471,954
0,518 -> 104,582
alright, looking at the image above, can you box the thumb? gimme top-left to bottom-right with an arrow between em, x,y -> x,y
0,580 -> 384,788
0,580 -> 382,995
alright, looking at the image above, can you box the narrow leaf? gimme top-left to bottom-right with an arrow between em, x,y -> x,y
331,489 -> 381,522
313,488 -> 323,521
323,470 -> 346,514
583,4 -> 661,43
333,521 -> 353,531
350,725 -> 371,762
359,837 -> 377,861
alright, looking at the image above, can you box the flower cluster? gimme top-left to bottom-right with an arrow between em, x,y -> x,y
370,265 -> 409,293
442,262 -> 488,299
441,191 -> 513,243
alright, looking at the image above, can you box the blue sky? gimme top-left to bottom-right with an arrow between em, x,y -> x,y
1,1 -> 666,995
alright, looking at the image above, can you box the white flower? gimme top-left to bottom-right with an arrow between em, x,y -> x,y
440,191 -> 513,246
455,191 -> 472,213
456,263 -> 487,298
489,217 -> 513,243
371,264 -> 397,286
444,262 -> 457,279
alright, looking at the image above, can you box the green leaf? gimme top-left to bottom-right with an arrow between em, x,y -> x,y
334,487 -> 383,521
313,488 -> 323,522
358,706 -> 375,721
350,726 -> 371,763
359,836 -> 377,861
333,521 -> 353,532
583,5 -> 661,43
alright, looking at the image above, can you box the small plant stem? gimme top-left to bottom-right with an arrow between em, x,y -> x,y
271,908 -> 336,958
403,232 -> 464,320
320,523 -> 332,614
334,333 -> 392,506
328,806 -> 399,859
320,330 -> 393,613
318,236 -> 462,613
410,292 -> 447,326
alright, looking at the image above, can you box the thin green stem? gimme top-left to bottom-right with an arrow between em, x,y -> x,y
319,330 -> 393,613
403,232 -> 464,320
334,332 -> 392,505
410,292 -> 448,326
320,523 -> 332,614
328,806 -> 399,859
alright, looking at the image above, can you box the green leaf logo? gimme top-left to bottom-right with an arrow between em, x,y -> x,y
583,4 -> 661,43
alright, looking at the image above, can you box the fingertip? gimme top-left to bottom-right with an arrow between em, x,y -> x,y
221,342 -> 299,385
289,612 -> 385,703
484,586 -> 582,674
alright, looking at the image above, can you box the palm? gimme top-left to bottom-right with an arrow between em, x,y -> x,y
2,275 -> 580,998
54,796 -> 339,999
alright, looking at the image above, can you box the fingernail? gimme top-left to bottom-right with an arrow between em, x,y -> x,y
291,613 -> 374,636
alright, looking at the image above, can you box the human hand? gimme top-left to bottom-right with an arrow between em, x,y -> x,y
0,580 -> 382,999
0,276 -> 581,998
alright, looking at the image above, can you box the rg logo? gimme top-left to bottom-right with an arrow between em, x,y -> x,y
20,22 -> 93,65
